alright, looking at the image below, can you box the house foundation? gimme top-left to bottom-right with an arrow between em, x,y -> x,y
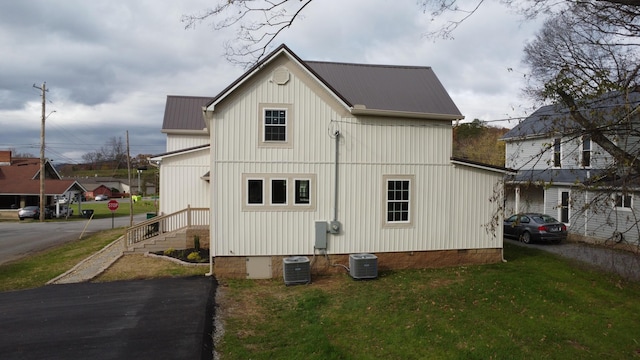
212,248 -> 503,279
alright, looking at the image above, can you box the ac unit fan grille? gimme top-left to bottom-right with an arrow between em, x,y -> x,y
283,256 -> 310,285
349,253 -> 378,279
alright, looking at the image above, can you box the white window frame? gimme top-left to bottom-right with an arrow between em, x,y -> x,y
270,178 -> 288,206
581,135 -> 591,168
553,137 -> 562,168
258,103 -> 293,148
246,177 -> 266,206
382,175 -> 414,228
613,193 -> 633,211
293,178 -> 311,205
242,173 -> 316,211
558,189 -> 570,224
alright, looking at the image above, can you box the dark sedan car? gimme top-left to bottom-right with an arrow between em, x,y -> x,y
504,213 -> 567,244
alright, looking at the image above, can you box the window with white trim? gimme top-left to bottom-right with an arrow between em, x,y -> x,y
614,193 -> 632,210
243,173 -> 315,211
264,109 -> 287,142
258,104 -> 293,148
383,175 -> 414,227
247,179 -> 264,205
581,135 -> 591,167
553,138 -> 562,168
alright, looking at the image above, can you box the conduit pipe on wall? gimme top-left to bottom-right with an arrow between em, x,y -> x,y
330,130 -> 341,233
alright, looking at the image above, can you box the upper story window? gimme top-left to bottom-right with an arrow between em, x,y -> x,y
258,104 -> 293,148
553,138 -> 562,167
264,110 -> 287,141
581,135 -> 591,167
383,175 -> 414,228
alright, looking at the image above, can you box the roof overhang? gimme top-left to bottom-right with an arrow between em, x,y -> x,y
161,128 -> 208,135
149,144 -> 210,163
205,45 -> 351,113
351,105 -> 464,121
450,157 -> 515,175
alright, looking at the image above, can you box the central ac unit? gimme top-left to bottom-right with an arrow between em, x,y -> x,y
283,256 -> 311,285
349,253 -> 378,279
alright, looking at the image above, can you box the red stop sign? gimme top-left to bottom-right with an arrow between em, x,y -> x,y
107,199 -> 119,211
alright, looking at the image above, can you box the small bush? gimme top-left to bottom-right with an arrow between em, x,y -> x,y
194,235 -> 200,251
164,248 -> 175,256
187,251 -> 202,262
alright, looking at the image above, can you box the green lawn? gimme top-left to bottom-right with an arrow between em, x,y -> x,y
69,199 -> 158,219
218,243 -> 640,359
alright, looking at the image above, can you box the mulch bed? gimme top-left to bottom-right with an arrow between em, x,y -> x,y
152,248 -> 210,263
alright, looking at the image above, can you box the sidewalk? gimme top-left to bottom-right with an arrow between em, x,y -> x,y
48,236 -> 125,284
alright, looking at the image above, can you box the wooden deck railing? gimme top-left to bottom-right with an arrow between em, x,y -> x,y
125,206 -> 209,248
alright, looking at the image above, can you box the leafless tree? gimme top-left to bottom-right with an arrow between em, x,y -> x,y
183,0 -> 640,66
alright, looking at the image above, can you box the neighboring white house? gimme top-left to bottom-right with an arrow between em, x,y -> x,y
155,44 -> 508,279
502,91 -> 640,244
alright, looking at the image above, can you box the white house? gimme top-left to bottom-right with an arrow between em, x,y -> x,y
502,91 -> 640,245
154,44 -> 508,279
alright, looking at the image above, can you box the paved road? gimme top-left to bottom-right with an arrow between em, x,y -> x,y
0,213 -> 148,265
0,277 -> 216,360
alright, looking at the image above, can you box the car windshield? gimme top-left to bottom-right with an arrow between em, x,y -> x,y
532,215 -> 558,224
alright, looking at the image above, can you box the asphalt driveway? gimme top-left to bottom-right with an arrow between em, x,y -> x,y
0,277 -> 216,360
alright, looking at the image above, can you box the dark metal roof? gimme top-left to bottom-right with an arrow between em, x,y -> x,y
506,169 -> 607,185
502,91 -> 640,141
162,95 -> 213,131
305,61 -> 462,116
205,44 -> 462,118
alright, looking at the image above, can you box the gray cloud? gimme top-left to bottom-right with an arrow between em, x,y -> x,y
0,0 -> 542,162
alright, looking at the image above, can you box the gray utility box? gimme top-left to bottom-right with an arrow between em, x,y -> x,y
283,256 -> 311,285
349,253 -> 378,279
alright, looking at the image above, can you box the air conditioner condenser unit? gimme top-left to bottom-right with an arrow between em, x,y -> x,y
283,256 -> 311,285
349,253 -> 378,279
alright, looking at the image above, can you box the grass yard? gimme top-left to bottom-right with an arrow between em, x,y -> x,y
216,243 -> 640,359
70,199 -> 158,219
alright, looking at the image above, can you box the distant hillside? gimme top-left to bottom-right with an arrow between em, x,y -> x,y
453,121 -> 508,167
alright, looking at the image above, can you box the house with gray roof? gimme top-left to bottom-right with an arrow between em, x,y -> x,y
151,44 -> 508,279
502,91 -> 640,244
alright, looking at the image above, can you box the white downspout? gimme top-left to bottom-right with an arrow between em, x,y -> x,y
205,108 -> 215,277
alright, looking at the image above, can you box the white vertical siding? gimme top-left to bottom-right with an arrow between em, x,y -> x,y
210,56 -> 502,257
166,134 -> 209,152
158,149 -> 210,215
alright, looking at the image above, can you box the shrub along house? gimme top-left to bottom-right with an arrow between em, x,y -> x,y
153,44 -> 508,279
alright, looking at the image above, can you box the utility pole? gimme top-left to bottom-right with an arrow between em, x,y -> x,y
126,130 -> 133,226
34,82 -> 47,222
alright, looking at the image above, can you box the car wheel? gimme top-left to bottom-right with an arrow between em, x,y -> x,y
551,239 -> 561,244
19,217 -> 24,220
521,232 -> 532,244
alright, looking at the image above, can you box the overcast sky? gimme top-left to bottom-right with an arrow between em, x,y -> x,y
0,0 -> 543,164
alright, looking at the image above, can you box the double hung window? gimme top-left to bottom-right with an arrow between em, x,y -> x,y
614,193 -> 632,210
383,175 -> 414,227
258,104 -> 292,147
